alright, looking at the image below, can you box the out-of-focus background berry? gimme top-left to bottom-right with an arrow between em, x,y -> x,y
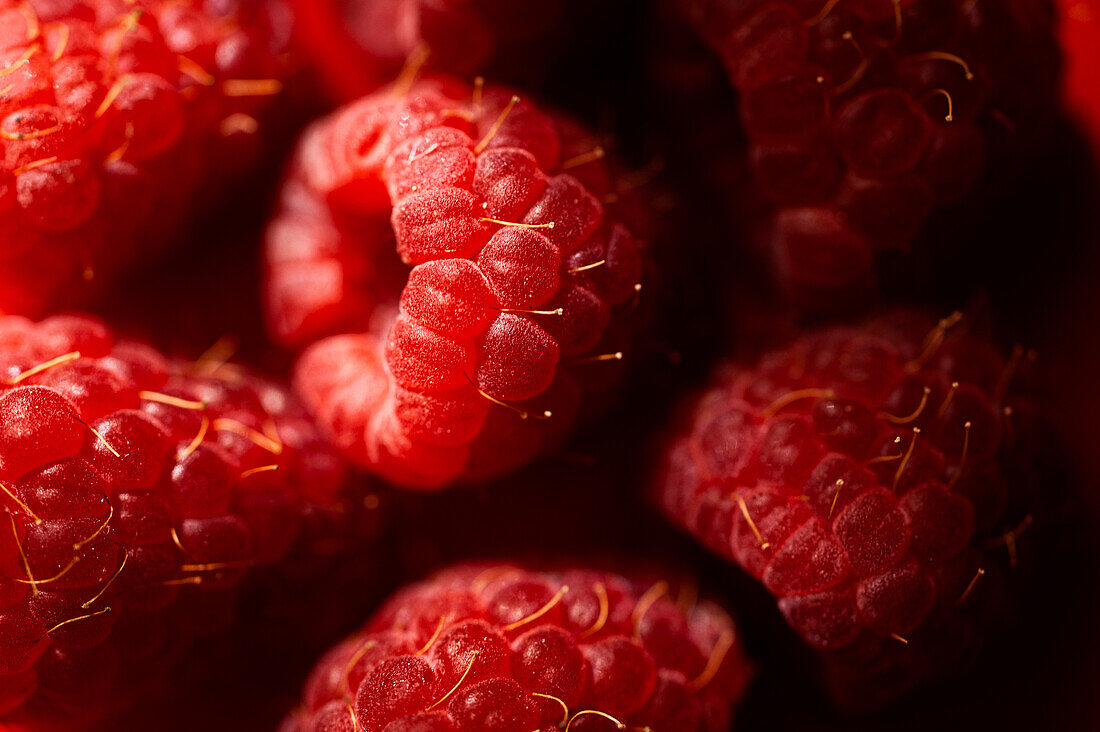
77,0 -> 1100,729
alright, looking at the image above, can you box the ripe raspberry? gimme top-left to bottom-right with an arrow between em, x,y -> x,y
0,312 -> 364,722
0,0 -> 291,317
282,563 -> 750,732
267,76 -> 646,489
656,311 -> 1038,703
681,0 -> 1060,308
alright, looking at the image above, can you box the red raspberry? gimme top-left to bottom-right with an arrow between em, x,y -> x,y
681,0 -> 1060,308
1058,0 -> 1100,157
0,0 -> 291,317
281,563 -> 750,732
656,311 -> 1038,704
0,312 -> 366,723
266,77 -> 646,489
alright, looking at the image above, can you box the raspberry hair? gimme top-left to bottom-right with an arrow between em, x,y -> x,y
679,0 -> 1060,308
0,313 -> 373,723
656,310 -> 1039,703
0,0 -> 291,316
286,0 -> 572,102
281,562 -> 750,732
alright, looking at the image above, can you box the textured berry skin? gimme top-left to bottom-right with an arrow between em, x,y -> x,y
282,563 -> 750,732
657,311 -> 1036,702
0,313 -> 358,722
0,0 -> 291,317
287,0 -> 567,102
267,76 -> 645,489
682,0 -> 1060,308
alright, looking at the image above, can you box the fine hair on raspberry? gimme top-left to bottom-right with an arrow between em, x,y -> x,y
656,310 -> 1038,703
282,562 -> 751,732
268,75 -> 646,489
0,313 -> 360,720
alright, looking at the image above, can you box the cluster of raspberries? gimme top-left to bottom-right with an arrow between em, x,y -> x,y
657,311 -> 1036,700
682,0 -> 1060,305
281,564 -> 750,732
268,76 -> 644,489
0,0 -> 1074,727
0,0 -> 290,316
0,313 -> 373,720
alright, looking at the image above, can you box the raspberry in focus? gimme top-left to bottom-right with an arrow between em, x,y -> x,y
0,312 -> 372,723
1057,0 -> 1100,157
287,0 -> 613,102
0,0 -> 291,316
680,0 -> 1061,308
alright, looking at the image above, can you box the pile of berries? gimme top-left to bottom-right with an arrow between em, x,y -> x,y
268,76 -> 645,489
0,0 -> 1087,728
656,310 -> 1037,702
0,0 -> 291,316
282,563 -> 750,732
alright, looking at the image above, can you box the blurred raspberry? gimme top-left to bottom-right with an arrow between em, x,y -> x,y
0,0 -> 294,317
267,76 -> 647,489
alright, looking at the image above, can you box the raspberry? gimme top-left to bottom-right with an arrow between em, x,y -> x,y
0,312 -> 366,723
656,311 -> 1038,703
267,77 -> 645,489
281,563 -> 750,732
0,0 -> 291,317
681,0 -> 1060,308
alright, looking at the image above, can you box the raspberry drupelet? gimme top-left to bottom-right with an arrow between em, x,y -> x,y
266,76 -> 646,490
0,0 -> 291,317
656,311 -> 1039,704
0,313 -> 362,722
281,563 -> 750,732
681,0 -> 1060,308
